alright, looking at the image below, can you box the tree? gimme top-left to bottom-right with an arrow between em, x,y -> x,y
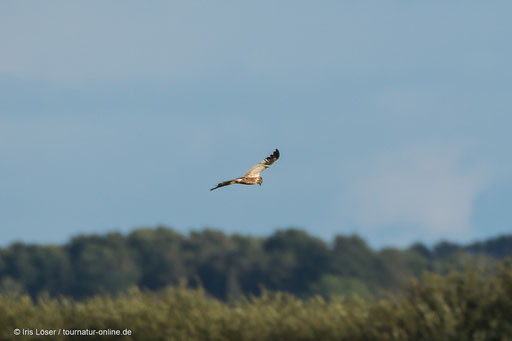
263,229 -> 329,294
67,233 -> 139,298
128,227 -> 187,290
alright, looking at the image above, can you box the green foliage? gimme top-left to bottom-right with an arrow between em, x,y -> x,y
468,235 -> 512,259
128,227 -> 188,290
1,262 -> 512,341
330,235 -> 377,281
0,244 -> 72,297
307,274 -> 372,299
1,227 -> 511,301
66,233 -> 140,298
263,229 -> 330,294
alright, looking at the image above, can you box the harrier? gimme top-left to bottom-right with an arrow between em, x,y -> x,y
210,149 -> 280,191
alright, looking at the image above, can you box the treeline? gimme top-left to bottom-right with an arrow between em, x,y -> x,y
2,261 -> 512,341
1,227 -> 511,300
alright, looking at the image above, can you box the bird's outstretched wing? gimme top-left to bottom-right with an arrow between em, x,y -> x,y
210,179 -> 238,191
244,149 -> 280,177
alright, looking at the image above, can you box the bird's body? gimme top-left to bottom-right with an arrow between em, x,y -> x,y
210,149 -> 280,191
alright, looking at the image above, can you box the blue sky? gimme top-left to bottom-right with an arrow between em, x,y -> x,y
1,1 -> 511,248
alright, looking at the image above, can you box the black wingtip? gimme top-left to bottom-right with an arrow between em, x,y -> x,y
274,148 -> 280,159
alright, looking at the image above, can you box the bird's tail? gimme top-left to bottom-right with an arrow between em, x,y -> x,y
210,179 -> 238,191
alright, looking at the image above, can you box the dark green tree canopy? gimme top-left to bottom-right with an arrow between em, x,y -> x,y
0,227 -> 510,300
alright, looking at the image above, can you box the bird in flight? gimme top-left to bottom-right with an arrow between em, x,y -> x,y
210,149 -> 280,191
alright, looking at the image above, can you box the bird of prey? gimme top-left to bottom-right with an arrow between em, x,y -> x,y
210,149 -> 280,191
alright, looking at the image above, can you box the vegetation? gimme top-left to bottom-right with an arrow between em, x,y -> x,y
1,227 -> 512,300
1,260 -> 512,341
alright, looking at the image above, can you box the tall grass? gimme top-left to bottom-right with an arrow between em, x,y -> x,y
1,260 -> 511,341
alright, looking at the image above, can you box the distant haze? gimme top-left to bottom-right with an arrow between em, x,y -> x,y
1,1 -> 512,248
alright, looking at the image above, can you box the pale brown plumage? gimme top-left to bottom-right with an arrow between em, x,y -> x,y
210,149 -> 280,191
